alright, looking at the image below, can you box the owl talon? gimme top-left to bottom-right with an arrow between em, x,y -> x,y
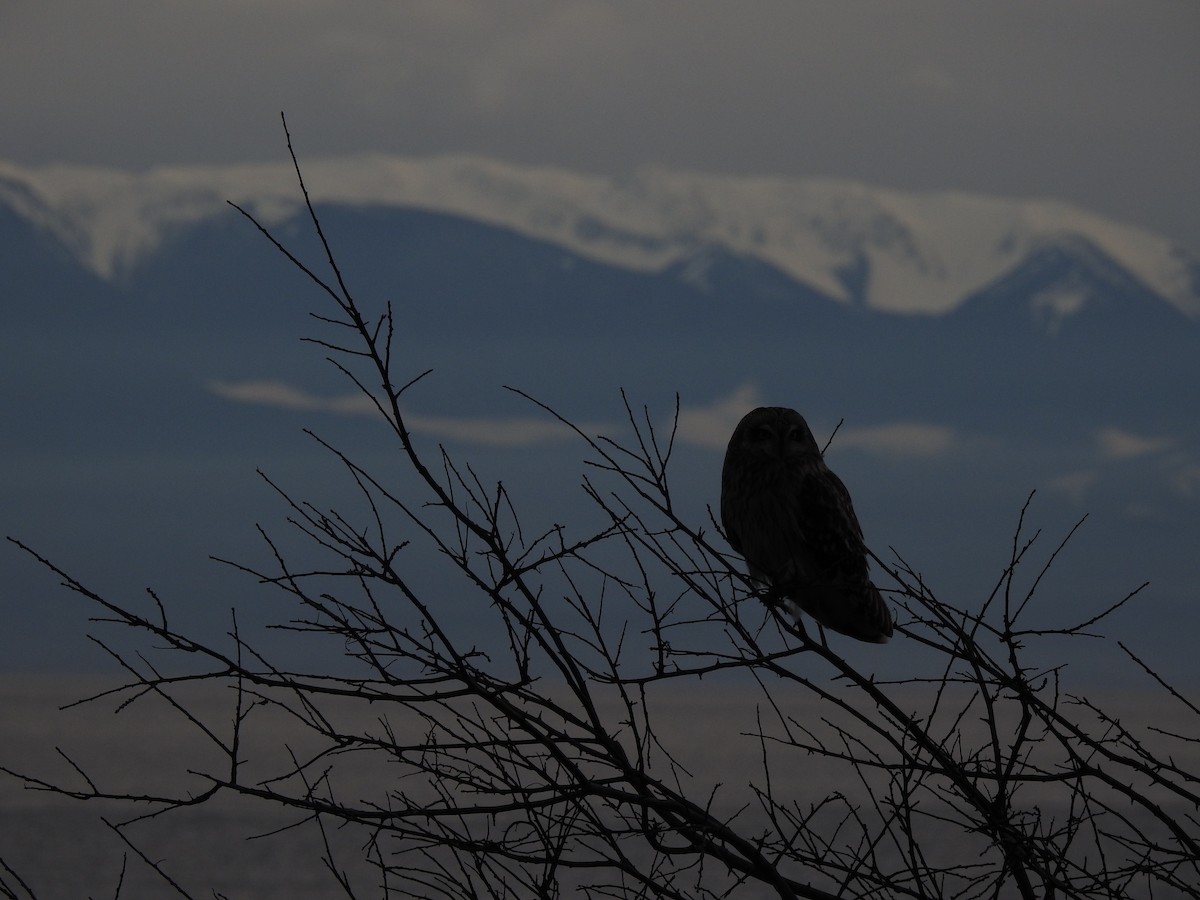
758,587 -> 784,609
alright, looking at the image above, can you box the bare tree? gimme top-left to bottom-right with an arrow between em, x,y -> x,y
4,120 -> 1198,899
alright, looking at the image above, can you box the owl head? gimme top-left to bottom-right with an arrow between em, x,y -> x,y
728,407 -> 820,460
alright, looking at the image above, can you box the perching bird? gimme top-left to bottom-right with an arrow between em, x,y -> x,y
721,406 -> 893,643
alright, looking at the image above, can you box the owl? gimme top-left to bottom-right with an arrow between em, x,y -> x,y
721,407 -> 893,643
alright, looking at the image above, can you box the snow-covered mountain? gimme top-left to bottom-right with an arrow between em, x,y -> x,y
2,154 -> 1197,321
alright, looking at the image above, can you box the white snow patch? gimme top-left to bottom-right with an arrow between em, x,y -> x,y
1031,286 -> 1089,335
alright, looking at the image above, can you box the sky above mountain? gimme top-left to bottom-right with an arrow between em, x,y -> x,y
2,2 -> 1198,254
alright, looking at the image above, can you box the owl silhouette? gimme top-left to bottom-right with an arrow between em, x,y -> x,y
720,407 -> 893,643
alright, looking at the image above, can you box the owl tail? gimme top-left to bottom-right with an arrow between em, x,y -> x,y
784,581 -> 893,644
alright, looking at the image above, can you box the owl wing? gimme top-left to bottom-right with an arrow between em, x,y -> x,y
792,468 -> 893,642
793,467 -> 870,585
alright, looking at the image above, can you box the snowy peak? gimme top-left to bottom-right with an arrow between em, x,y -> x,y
0,154 -> 1196,320
955,233 -> 1192,336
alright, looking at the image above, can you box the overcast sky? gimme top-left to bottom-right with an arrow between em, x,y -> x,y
2,1 -> 1198,252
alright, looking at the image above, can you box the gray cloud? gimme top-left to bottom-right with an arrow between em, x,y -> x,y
2,1 -> 1197,250
834,423 -> 958,459
207,379 -> 614,448
210,379 -> 963,460
1096,427 -> 1174,462
675,384 -> 763,451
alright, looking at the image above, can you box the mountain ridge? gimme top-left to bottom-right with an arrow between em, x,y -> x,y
2,155 -> 1196,322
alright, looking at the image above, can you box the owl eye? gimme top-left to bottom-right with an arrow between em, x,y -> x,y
786,427 -> 803,442
751,425 -> 775,441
